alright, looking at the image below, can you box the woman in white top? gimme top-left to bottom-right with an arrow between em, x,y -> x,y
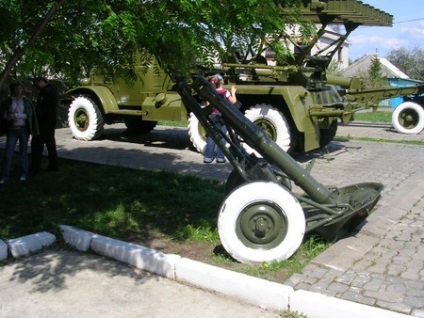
0,82 -> 39,183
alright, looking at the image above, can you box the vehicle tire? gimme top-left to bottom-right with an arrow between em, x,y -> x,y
218,181 -> 305,264
68,97 -> 104,141
124,117 -> 157,134
188,112 -> 207,153
319,119 -> 338,148
392,101 -> 424,134
243,104 -> 292,155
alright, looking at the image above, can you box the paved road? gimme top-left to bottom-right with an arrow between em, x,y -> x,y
287,123 -> 424,317
1,121 -> 423,317
0,250 -> 277,318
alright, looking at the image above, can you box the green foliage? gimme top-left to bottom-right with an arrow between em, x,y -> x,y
278,310 -> 308,318
0,0 -> 303,86
387,46 -> 424,81
367,55 -> 386,89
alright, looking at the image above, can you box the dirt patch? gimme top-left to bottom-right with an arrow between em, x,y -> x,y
134,235 -> 295,284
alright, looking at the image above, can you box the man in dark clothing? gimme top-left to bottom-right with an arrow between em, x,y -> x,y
30,77 -> 59,173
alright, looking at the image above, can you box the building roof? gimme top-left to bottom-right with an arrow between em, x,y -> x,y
341,54 -> 409,79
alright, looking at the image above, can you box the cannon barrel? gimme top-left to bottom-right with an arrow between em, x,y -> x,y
187,76 -> 334,204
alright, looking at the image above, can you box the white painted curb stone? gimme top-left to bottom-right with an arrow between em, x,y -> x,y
7,232 -> 56,258
175,257 -> 293,311
58,227 -> 413,318
0,240 -> 7,261
60,225 -> 96,251
90,234 -> 180,279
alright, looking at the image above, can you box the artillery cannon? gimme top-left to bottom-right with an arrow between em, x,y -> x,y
176,76 -> 383,265
345,82 -> 424,134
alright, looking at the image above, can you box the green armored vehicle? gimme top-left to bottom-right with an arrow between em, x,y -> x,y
66,0 -> 393,154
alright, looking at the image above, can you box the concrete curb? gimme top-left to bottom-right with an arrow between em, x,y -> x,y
59,225 -> 411,318
0,225 -> 412,317
5,232 -> 56,258
0,240 -> 7,261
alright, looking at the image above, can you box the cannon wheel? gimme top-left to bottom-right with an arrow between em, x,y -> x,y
68,96 -> 104,141
218,181 -> 305,264
392,101 -> 424,134
243,104 -> 292,155
188,113 -> 206,153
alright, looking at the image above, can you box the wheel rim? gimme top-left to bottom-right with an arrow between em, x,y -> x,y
398,108 -> 419,129
253,119 -> 277,141
236,200 -> 288,249
74,108 -> 89,132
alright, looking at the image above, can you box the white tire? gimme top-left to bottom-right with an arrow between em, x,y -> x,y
218,181 -> 305,264
392,101 -> 424,134
243,104 -> 292,155
68,97 -> 104,141
188,113 -> 206,153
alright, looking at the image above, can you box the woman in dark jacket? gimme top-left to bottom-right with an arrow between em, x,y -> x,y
0,82 -> 39,184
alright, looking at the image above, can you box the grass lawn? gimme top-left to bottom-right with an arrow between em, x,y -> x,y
0,149 -> 327,283
353,109 -> 392,123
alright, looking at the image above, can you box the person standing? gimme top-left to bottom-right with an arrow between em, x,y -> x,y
30,77 -> 59,174
0,82 -> 39,184
203,74 -> 237,164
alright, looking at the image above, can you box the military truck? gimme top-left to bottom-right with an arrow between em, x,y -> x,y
66,0 -> 393,154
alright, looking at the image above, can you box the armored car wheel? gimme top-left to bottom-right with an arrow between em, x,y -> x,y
218,181 -> 305,264
188,113 -> 207,153
319,119 -> 338,148
68,97 -> 104,141
243,104 -> 292,155
392,101 -> 424,134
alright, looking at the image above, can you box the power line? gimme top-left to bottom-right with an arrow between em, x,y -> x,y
394,18 -> 424,24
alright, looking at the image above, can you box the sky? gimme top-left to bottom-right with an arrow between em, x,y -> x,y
347,0 -> 424,61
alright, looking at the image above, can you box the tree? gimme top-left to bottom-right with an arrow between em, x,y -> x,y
387,47 -> 424,81
367,54 -> 386,89
0,0 -> 303,89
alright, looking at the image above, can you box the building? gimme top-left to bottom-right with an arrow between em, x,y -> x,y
341,54 -> 418,108
342,54 -> 409,79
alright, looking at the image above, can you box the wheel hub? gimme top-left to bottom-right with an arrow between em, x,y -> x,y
236,201 -> 288,249
254,119 -> 277,141
400,109 -> 419,128
75,108 -> 89,131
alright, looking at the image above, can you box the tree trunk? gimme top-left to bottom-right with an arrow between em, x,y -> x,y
0,0 -> 66,89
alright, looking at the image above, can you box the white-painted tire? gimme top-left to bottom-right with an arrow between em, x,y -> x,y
392,101 -> 424,134
218,181 -> 305,264
243,104 -> 292,155
188,113 -> 207,153
68,97 -> 104,140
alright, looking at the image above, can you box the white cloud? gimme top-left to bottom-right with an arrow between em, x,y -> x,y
400,21 -> 424,39
349,34 -> 408,50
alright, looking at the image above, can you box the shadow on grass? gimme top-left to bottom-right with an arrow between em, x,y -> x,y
0,153 -> 225,247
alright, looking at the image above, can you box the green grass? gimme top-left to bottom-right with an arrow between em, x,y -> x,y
0,149 -> 329,282
0,154 -> 225,241
353,110 -> 392,123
